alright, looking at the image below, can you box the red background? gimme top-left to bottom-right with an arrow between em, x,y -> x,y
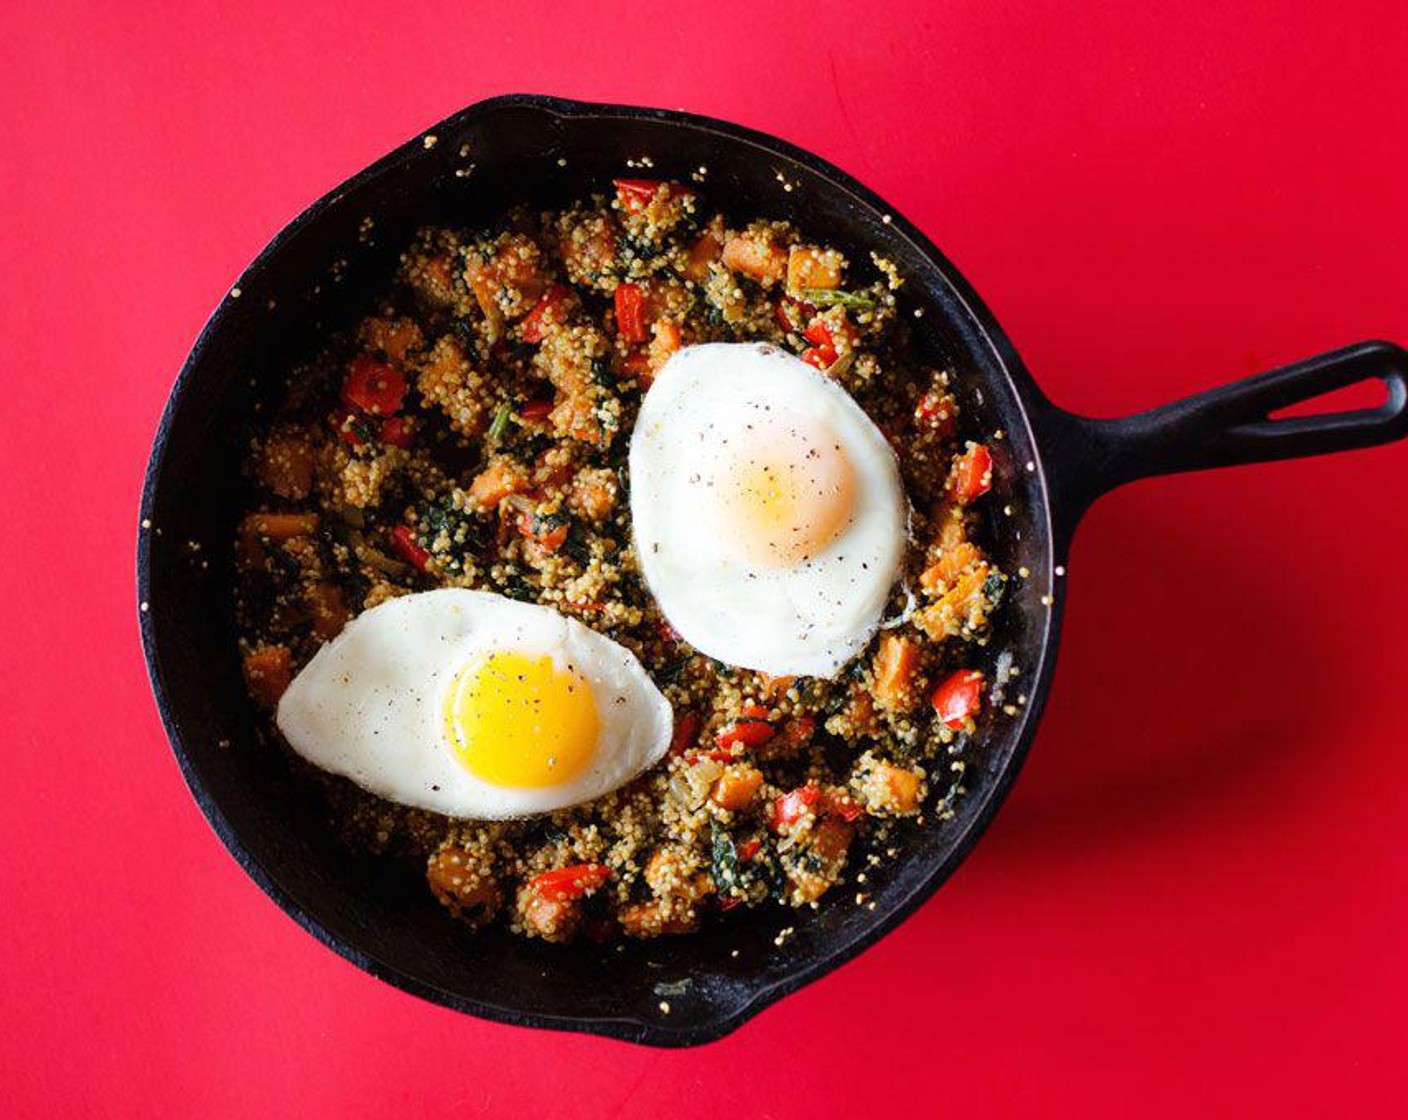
4,2 -> 1407,1116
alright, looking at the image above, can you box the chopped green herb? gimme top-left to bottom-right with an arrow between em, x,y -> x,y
710,823 -> 743,894
657,655 -> 692,685
413,495 -> 482,575
529,510 -> 569,537
449,318 -> 481,359
561,527 -> 591,566
347,415 -> 378,444
501,571 -> 538,601
801,288 -> 876,310
487,402 -> 512,441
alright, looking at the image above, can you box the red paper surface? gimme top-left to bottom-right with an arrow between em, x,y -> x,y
3,2 -> 1407,1116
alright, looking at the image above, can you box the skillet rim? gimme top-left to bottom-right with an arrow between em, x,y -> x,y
137,92 -> 1065,1046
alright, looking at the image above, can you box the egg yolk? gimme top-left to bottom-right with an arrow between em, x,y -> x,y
442,651 -> 600,788
707,422 -> 858,568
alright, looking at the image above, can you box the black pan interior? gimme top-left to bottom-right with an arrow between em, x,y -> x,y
139,96 -> 1059,1045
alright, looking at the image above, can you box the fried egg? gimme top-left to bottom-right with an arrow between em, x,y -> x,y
629,342 -> 907,678
276,589 -> 673,818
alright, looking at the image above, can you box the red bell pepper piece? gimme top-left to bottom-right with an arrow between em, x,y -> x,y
825,792 -> 864,823
615,282 -> 649,344
774,296 -> 816,334
612,179 -> 695,214
772,714 -> 817,753
341,356 -> 406,416
613,179 -> 662,212
519,398 -> 554,424
715,705 -> 775,751
948,443 -> 993,504
389,524 -> 431,571
737,838 -> 762,862
669,711 -> 701,756
914,388 -> 957,437
931,669 -> 984,729
687,747 -> 743,765
333,409 -> 370,446
656,618 -> 682,643
771,783 -> 864,832
520,284 -> 572,343
528,863 -> 610,903
516,511 -> 568,553
771,784 -> 823,833
378,415 -> 413,448
799,319 -> 838,369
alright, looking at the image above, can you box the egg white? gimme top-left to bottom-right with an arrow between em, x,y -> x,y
275,589 -> 673,818
629,342 -> 908,678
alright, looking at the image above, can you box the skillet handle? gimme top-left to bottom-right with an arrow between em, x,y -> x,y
1040,339 -> 1408,547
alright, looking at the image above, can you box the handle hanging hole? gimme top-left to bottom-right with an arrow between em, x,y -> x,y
1268,377 -> 1390,422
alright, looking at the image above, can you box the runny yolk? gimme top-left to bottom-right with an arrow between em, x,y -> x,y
709,422 -> 858,568
442,651 -> 599,788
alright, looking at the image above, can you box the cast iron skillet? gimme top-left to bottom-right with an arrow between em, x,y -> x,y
137,94 -> 1408,1046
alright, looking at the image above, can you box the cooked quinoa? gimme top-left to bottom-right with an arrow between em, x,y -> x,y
235,178 -> 1005,943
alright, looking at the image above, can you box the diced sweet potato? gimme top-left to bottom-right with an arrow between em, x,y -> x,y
883,767 -> 924,814
786,245 -> 844,291
767,714 -> 816,758
465,268 -> 502,333
549,391 -> 609,446
568,467 -> 617,522
758,673 -> 796,700
465,233 -> 547,321
238,512 -> 318,566
617,898 -> 699,938
405,252 -> 458,308
469,457 -> 530,510
647,319 -> 682,374
920,541 -> 981,593
305,582 -> 349,641
243,512 -> 318,540
427,849 -> 501,924
532,325 -> 597,398
855,756 -> 925,815
517,889 -> 580,944
873,634 -> 922,712
913,564 -> 991,640
359,316 -> 424,363
722,233 -> 787,283
243,645 -> 292,708
828,686 -> 880,740
785,817 -> 854,905
558,213 -> 618,288
812,816 -> 854,863
710,766 -> 764,812
680,226 -> 723,283
256,431 -> 314,500
416,335 -> 485,436
643,845 -> 710,902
